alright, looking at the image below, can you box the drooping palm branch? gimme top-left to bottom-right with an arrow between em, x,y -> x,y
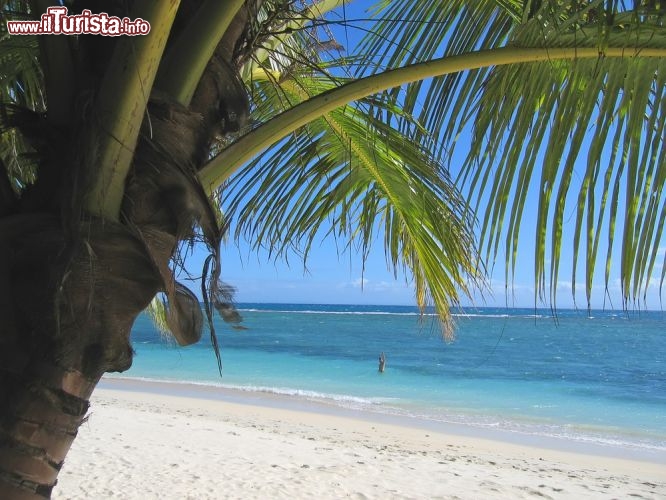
346,0 -> 666,310
225,72 -> 482,338
199,0 -> 666,313
202,2 -> 491,336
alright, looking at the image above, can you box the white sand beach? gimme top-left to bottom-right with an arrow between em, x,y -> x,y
53,379 -> 665,499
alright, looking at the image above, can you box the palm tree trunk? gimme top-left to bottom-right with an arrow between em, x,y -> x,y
0,4 -> 255,495
0,215 -> 163,499
0,363 -> 97,499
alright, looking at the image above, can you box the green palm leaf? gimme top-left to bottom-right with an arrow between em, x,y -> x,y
0,3 -> 43,190
460,3 -> 666,309
0,2 -> 42,109
223,72 -> 483,337
353,1 -> 518,157
351,0 -> 666,310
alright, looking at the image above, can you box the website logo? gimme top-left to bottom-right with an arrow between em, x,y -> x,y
6,6 -> 151,36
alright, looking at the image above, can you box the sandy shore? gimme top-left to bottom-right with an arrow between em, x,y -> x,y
53,379 -> 665,499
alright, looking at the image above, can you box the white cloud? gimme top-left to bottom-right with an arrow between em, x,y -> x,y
337,277 -> 413,294
338,277 -> 369,289
556,280 -> 573,292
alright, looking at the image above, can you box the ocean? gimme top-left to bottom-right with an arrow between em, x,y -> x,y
110,304 -> 666,460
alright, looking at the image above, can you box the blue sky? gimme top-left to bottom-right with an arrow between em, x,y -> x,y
192,222 -> 664,309
212,239 -> 664,311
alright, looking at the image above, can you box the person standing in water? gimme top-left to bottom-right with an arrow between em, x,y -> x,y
378,352 -> 386,373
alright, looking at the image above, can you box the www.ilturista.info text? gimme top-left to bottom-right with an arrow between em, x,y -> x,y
6,6 -> 150,36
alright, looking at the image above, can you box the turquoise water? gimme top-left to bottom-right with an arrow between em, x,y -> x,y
117,304 -> 666,456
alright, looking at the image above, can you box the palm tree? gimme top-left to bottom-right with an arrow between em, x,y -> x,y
0,1 -> 663,497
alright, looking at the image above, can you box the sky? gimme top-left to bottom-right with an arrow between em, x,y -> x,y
214,243 -> 664,311
188,1 -> 664,311
185,224 -> 664,310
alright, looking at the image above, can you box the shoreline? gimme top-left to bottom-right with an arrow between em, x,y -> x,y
99,376 -> 666,465
53,378 -> 666,499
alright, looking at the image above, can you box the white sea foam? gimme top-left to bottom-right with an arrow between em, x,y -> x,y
106,375 -> 666,457
106,376 -> 383,408
225,384 -> 381,405
236,307 -> 563,320
244,309 -> 555,320
379,405 -> 666,455
238,309 -> 553,319
239,308 -> 427,316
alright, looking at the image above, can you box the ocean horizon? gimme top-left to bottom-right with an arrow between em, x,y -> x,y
109,303 -> 666,462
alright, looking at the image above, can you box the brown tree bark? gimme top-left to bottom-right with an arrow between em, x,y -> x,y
0,215 -> 162,498
0,3 -> 254,496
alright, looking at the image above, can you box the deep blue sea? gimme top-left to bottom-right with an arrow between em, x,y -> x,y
115,304 -> 666,457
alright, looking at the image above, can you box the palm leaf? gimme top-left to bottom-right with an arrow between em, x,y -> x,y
222,72 -> 483,338
459,3 -> 666,309
353,1 -> 518,158
351,0 -> 666,310
0,3 -> 43,190
0,2 -> 43,110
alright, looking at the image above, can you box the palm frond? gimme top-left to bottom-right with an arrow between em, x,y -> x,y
457,2 -> 666,309
463,55 -> 665,309
353,1 -> 518,158
211,2 -> 486,334
146,295 -> 176,341
351,0 -> 666,310
0,4 -> 47,203
0,3 -> 43,110
223,73 -> 483,337
0,125 -> 37,191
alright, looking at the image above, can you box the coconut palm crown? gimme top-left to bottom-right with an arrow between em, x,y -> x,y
0,0 -> 664,498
